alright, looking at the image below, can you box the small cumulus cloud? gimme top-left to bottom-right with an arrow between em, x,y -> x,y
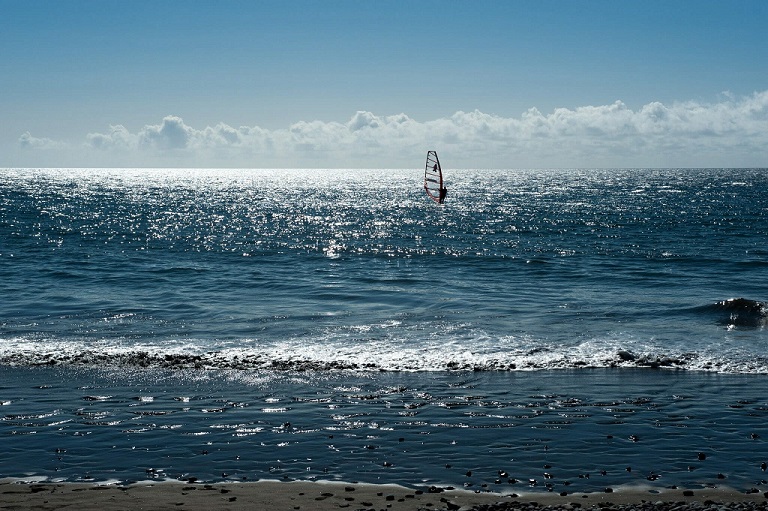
348,111 -> 381,131
138,115 -> 193,150
16,90 -> 768,167
18,131 -> 67,150
86,125 -> 137,150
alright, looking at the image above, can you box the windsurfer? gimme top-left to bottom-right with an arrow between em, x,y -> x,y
424,151 -> 446,204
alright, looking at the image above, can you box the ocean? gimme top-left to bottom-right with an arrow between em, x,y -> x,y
1,167 -> 767,494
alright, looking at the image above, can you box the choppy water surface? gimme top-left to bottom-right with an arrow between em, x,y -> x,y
1,167 -> 768,490
1,168 -> 767,372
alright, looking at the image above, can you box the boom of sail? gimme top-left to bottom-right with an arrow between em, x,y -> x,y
424,151 -> 445,203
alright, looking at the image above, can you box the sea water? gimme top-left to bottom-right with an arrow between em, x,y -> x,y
1,168 -> 767,493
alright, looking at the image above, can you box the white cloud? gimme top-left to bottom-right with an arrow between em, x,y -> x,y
18,131 -> 67,150
86,125 -> 137,150
138,115 -> 194,150
16,91 -> 768,168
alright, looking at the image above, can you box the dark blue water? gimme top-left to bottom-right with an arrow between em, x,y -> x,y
1,366 -> 767,494
1,168 -> 767,371
1,168 -> 768,491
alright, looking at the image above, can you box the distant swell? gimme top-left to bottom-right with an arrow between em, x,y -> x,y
696,298 -> 768,327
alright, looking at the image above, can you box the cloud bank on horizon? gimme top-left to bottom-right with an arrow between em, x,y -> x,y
15,90 -> 768,169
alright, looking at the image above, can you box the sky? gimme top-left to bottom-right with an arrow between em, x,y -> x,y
1,0 -> 767,169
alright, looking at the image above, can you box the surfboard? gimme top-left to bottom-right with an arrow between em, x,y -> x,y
424,151 -> 446,203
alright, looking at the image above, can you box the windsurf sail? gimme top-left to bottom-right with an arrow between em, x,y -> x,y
424,151 -> 445,203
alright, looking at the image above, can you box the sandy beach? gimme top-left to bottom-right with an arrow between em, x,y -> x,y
1,480 -> 767,511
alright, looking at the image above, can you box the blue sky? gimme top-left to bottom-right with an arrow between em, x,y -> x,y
2,0 -> 767,168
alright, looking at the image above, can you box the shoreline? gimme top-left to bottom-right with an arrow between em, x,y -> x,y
1,480 -> 766,510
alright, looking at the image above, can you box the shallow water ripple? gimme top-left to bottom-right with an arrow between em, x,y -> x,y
1,367 -> 767,495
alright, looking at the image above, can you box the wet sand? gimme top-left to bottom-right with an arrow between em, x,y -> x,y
1,480 -> 766,510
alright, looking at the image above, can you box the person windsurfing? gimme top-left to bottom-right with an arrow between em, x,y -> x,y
424,151 -> 447,204
431,163 -> 448,203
